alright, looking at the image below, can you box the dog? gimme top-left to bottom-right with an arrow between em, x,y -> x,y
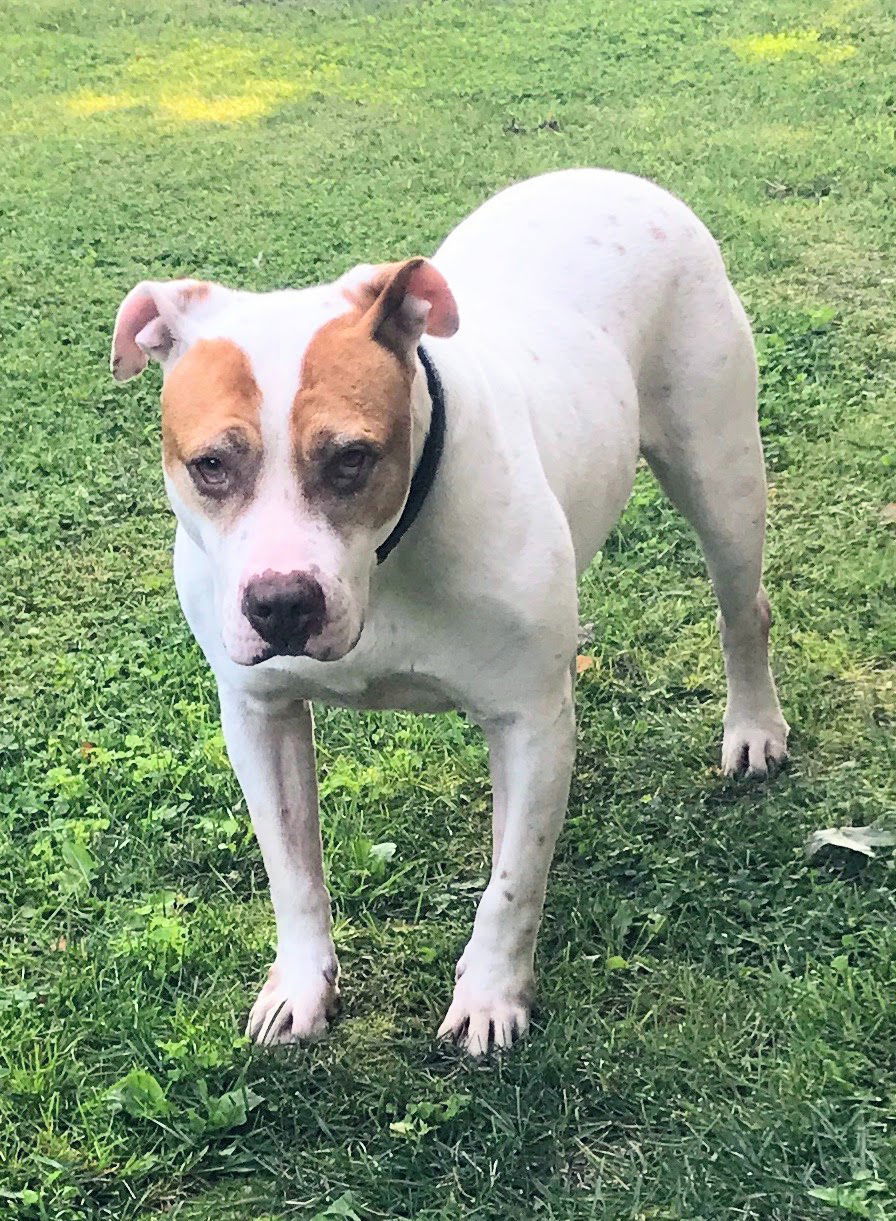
111,168 -> 788,1055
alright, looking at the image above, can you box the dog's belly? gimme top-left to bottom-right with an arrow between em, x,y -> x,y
270,666 -> 459,714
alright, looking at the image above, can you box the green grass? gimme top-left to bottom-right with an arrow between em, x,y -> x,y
1,0 -> 895,1216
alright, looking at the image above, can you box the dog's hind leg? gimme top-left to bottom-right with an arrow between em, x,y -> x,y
639,284 -> 788,776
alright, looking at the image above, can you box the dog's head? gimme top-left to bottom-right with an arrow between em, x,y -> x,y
110,260 -> 459,665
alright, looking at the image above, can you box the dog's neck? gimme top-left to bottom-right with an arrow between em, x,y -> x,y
375,345 -> 442,564
410,345 -> 437,474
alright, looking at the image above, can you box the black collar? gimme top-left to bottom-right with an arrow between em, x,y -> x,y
375,345 -> 445,564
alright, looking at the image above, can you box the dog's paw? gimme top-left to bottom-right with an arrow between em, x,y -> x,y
437,961 -> 533,1057
246,959 -> 340,1046
721,715 -> 789,778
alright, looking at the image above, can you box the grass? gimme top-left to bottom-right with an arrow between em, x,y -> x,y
1,0 -> 895,1215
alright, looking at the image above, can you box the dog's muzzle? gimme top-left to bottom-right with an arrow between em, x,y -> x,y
242,571 -> 326,657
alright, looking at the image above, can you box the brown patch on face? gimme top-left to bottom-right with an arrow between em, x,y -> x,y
293,310 -> 414,534
162,338 -> 260,461
162,337 -> 263,516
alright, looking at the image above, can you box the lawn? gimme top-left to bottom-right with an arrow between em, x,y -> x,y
1,0 -> 895,1216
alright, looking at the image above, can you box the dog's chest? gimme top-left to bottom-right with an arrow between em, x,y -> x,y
293,667 -> 459,713
266,612 -> 464,714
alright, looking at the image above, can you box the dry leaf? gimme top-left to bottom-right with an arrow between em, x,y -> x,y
577,620 -> 595,647
806,825 -> 896,861
880,503 -> 896,525
53,936 -> 67,952
576,655 -> 596,675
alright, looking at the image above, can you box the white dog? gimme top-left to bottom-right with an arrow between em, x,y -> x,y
111,169 -> 788,1056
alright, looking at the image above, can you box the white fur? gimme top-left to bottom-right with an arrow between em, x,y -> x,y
121,169 -> 789,1054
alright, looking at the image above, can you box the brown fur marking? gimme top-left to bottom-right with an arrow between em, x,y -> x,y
293,303 -> 414,533
162,337 -> 262,464
178,281 -> 212,306
162,338 -> 263,520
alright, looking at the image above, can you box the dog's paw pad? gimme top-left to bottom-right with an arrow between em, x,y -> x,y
438,974 -> 532,1057
721,719 -> 789,778
246,962 -> 340,1046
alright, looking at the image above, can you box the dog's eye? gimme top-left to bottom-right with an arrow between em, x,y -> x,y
191,454 -> 228,489
326,445 -> 375,492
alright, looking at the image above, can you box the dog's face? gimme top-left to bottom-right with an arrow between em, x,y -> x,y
111,261 -> 458,665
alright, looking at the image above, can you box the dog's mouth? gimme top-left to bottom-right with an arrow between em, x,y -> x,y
249,632 -> 316,665
244,619 -> 365,667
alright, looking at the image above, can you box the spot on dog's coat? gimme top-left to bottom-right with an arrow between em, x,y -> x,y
292,305 -> 414,534
162,337 -> 262,463
179,281 -> 212,306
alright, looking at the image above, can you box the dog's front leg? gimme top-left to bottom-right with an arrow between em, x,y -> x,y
218,687 -> 338,1044
439,678 -> 576,1055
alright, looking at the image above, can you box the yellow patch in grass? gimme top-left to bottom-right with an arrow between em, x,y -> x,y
158,81 -> 296,123
730,29 -> 856,64
66,91 -> 139,117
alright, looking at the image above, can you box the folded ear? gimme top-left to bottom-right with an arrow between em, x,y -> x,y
110,278 -> 222,381
340,257 -> 459,355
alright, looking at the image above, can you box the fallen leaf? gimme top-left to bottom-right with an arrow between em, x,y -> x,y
576,655 -> 596,675
80,742 -> 95,756
577,621 -> 595,647
53,936 -> 67,952
805,826 -> 896,861
880,503 -> 896,525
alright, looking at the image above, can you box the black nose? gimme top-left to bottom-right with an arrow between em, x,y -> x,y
242,571 -> 326,654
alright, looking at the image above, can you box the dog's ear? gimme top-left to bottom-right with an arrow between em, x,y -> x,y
110,279 -> 225,381
340,258 -> 459,354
